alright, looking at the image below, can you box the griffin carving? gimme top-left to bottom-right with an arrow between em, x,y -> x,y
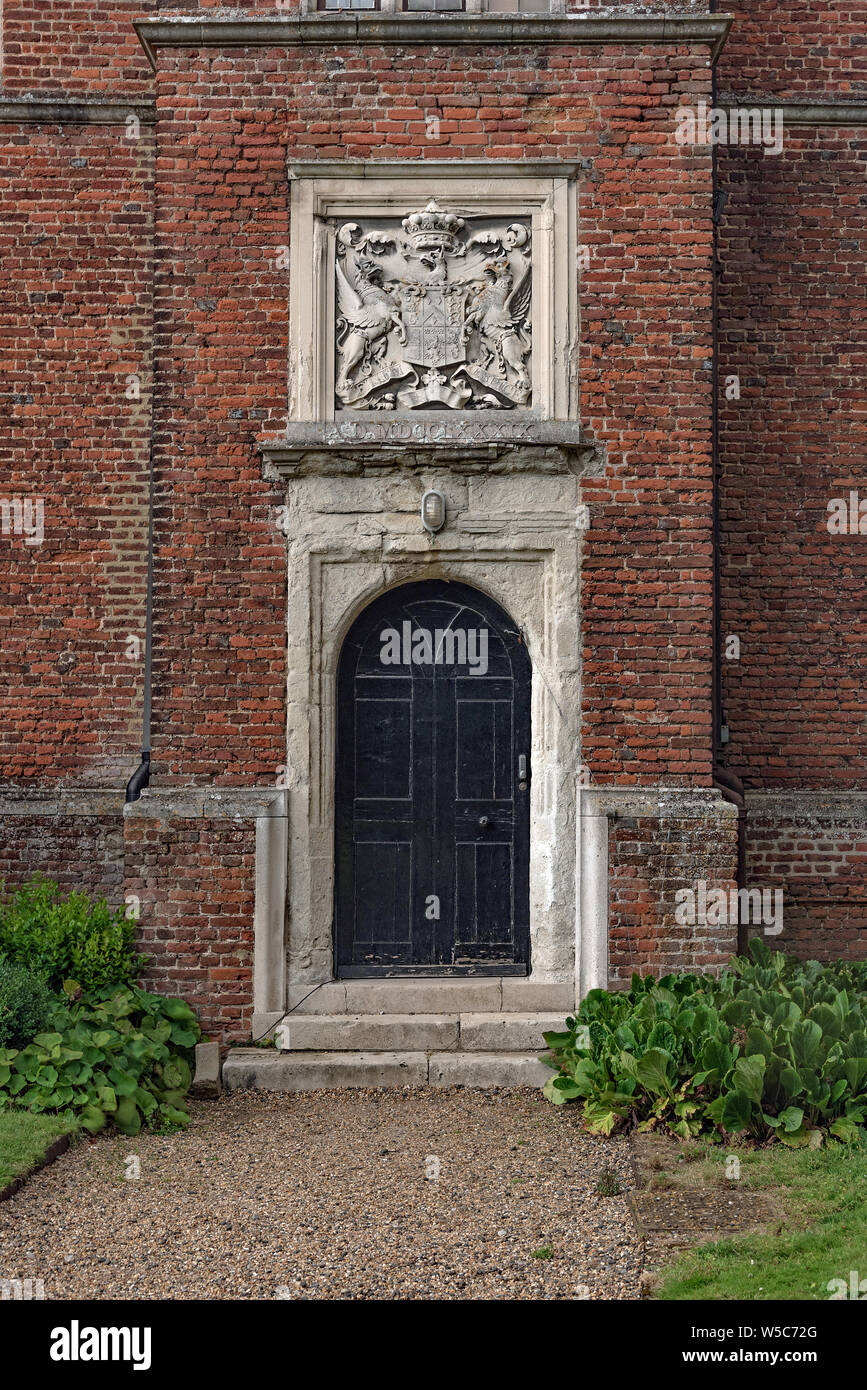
462,260 -> 532,404
335,257 -> 406,399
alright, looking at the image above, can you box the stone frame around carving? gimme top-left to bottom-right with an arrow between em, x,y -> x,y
287,161 -> 580,422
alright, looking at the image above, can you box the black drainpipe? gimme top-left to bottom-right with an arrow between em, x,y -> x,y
125,431 -> 154,803
708,6 -> 748,949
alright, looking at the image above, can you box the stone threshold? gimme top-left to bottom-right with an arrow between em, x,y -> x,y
134,12 -> 734,71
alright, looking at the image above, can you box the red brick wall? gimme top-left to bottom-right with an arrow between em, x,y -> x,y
0,814 -> 124,899
124,815 -> 257,1042
717,132 -> 867,791
607,812 -> 739,983
0,120 -> 154,787
1,0 -> 155,95
745,806 -> 867,960
148,39 -> 715,785
718,1 -> 867,99
149,51 -> 289,783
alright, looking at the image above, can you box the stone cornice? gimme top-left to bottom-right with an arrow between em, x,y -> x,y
719,96 -> 867,127
0,786 -> 289,819
0,98 -> 156,126
134,11 -> 734,71
259,420 -> 601,476
289,158 -> 584,181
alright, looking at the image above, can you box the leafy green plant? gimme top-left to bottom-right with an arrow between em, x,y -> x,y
0,985 -> 201,1135
596,1162 -> 622,1196
542,941 -> 867,1148
0,962 -> 54,1049
0,876 -> 145,994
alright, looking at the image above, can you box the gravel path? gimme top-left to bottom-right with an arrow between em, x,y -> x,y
0,1088 -> 643,1300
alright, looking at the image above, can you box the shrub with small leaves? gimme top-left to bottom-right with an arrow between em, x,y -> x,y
0,985 -> 201,1134
0,876 -> 145,995
0,962 -> 54,1049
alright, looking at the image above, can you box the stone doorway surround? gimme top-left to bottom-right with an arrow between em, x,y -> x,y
256,449 -> 592,1033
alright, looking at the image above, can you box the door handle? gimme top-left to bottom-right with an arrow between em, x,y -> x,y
518,754 -> 527,779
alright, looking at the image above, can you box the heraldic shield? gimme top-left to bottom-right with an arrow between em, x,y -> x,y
401,285 -> 468,369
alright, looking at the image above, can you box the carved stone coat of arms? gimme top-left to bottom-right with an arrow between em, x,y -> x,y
334,201 -> 532,411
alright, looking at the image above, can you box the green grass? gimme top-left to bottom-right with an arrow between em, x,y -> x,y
0,1109 -> 77,1189
657,1142 -> 867,1301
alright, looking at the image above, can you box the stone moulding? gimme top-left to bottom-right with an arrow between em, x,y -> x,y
718,98 -> 867,128
123,788 -> 288,821
0,788 -> 289,820
0,99 -> 156,126
0,789 -> 125,817
133,13 -> 734,71
744,791 -> 867,825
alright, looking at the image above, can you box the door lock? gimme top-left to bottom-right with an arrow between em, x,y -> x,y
478,816 -> 489,829
518,753 -> 528,791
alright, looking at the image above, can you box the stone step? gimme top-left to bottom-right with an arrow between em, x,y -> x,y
458,1013 -> 565,1051
428,1052 -> 553,1088
276,1014 -> 459,1052
286,978 -> 573,1015
223,1049 -> 553,1092
273,1012 -> 565,1052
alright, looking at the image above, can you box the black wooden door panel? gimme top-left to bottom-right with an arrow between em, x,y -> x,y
335,580 -> 531,976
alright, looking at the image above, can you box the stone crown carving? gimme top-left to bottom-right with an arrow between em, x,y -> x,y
334,201 -> 532,413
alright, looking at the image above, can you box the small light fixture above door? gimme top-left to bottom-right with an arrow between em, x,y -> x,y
421,489 -> 446,535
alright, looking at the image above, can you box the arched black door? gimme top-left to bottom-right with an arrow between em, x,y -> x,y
335,580 -> 531,976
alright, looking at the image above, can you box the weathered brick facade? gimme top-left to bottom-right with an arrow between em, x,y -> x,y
0,3 -> 863,1042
